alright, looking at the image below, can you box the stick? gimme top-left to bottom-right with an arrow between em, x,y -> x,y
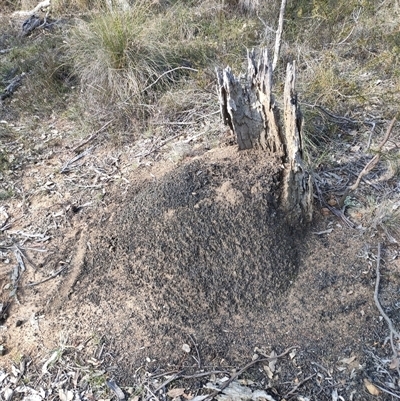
203,346 -> 298,401
60,147 -> 93,173
374,243 -> 400,378
189,334 -> 201,369
373,384 -> 400,399
142,67 -> 198,92
26,266 -> 67,287
72,120 -> 114,152
349,117 -> 396,192
12,0 -> 50,17
284,374 -> 316,398
272,0 -> 287,71
339,117 -> 397,207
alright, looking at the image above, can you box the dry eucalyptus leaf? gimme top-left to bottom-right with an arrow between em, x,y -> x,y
167,388 -> 185,398
364,379 -> 380,396
59,389 -> 74,401
263,365 -> 274,380
269,350 -> 277,372
389,357 -> 399,370
339,356 -> 356,365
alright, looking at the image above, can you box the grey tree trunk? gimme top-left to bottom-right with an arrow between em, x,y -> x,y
216,49 -> 312,223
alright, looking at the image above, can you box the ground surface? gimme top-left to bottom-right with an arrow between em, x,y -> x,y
1,135 -> 399,400
1,7 -> 400,401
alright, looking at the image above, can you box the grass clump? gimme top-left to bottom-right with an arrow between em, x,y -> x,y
64,1 -> 262,127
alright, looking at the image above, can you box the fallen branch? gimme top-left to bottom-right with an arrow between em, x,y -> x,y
12,0 -> 51,17
1,73 -> 25,101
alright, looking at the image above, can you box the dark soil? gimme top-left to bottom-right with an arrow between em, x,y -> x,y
29,146 -> 397,400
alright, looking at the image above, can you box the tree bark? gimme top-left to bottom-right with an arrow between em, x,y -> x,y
216,49 -> 312,224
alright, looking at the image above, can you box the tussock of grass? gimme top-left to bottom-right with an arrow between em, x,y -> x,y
64,1 -> 262,126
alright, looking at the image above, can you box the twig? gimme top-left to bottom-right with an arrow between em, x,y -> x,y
72,120 -> 114,152
14,243 -> 39,269
142,67 -> 198,92
374,243 -> 400,375
284,374 -> 316,398
144,384 -> 160,401
339,116 -> 397,207
374,383 -> 400,399
26,266 -> 67,287
134,133 -> 181,159
189,334 -> 201,369
349,117 -> 396,192
149,372 -> 181,398
147,370 -> 228,401
203,346 -> 298,401
60,147 -> 93,173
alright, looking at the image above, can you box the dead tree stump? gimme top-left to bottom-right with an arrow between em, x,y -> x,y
216,48 -> 312,223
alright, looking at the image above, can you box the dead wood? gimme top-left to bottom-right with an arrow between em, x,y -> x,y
0,73 -> 25,101
216,49 -> 312,223
272,0 -> 287,71
12,0 -> 51,18
72,120 -> 114,152
374,243 -> 400,377
203,346 -> 298,401
339,116 -> 397,207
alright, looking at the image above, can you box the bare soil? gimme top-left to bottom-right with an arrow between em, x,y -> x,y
1,141 -> 399,400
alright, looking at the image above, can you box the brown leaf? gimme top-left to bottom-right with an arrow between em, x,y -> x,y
389,357 -> 399,370
167,388 -> 186,398
339,356 -> 356,365
320,207 -> 331,216
364,379 -> 380,396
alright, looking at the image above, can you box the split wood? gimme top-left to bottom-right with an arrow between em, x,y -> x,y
374,243 -> 400,378
202,346 -> 298,401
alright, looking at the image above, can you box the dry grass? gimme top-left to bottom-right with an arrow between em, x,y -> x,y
63,1 -> 263,130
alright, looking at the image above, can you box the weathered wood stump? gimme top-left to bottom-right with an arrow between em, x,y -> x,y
216,48 -> 312,223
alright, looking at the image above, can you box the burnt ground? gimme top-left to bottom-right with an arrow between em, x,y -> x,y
1,144 -> 399,400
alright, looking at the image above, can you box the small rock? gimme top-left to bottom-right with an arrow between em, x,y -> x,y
182,344 -> 190,353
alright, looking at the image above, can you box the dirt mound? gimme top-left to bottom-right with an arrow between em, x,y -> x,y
51,149 -> 306,362
2,145 -> 397,400
37,147 -> 386,390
